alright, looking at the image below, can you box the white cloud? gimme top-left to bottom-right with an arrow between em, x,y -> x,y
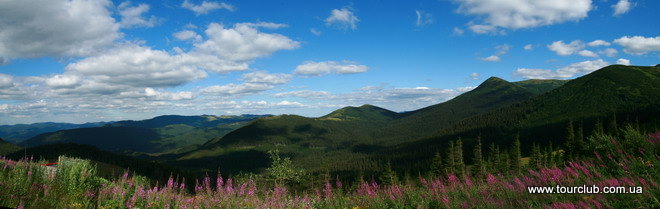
599,48 -> 618,57
524,44 -> 533,51
453,27 -> 465,36
0,73 -> 14,88
0,0 -> 120,59
612,0 -> 631,16
181,0 -> 234,15
415,10 -> 433,27
514,59 -> 609,79
143,88 -> 194,100
454,0 -> 592,33
237,22 -> 288,29
293,61 -> 369,76
118,2 -> 158,28
481,55 -> 501,62
616,58 -> 631,65
548,40 -> 585,56
310,28 -> 322,36
482,44 -> 510,62
241,71 -> 292,85
274,90 -> 332,98
578,50 -> 599,58
613,36 -> 660,55
192,23 -> 300,66
470,73 -> 480,80
587,40 -> 611,47
325,7 -> 359,30
173,30 -> 202,41
201,83 -> 273,96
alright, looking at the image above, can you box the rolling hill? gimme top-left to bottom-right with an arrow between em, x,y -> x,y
172,75 -> 569,174
19,115 -> 268,154
379,65 -> 660,173
0,122 -> 108,143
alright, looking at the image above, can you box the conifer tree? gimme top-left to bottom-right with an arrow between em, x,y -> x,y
472,137 -> 485,176
488,143 -> 499,172
510,135 -> 521,174
609,113 -> 618,136
564,120 -> 576,158
454,138 -> 465,176
446,141 -> 455,174
593,119 -> 604,135
380,161 -> 398,185
429,151 -> 443,177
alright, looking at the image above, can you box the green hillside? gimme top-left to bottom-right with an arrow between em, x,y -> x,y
19,115 -> 268,154
512,79 -> 568,95
380,65 -> 660,173
0,138 -> 21,155
0,122 -> 108,143
377,76 -> 539,142
173,76 -> 562,174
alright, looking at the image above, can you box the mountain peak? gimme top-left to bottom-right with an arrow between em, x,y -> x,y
321,104 -> 398,121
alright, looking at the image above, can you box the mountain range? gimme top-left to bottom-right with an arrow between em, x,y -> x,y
5,65 -> 659,178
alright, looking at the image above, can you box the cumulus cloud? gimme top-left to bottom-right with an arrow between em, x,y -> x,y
325,6 -> 359,30
616,58 -> 631,65
173,30 -> 202,41
587,40 -> 611,47
453,0 -> 592,33
482,44 -> 510,62
241,71 -> 292,85
415,10 -> 433,27
524,44 -> 533,51
548,40 -> 585,56
612,0 -> 632,16
293,61 -> 369,76
613,36 -> 660,55
578,50 -> 599,58
470,73 -> 480,80
599,48 -> 618,57
201,83 -> 274,96
0,73 -> 15,88
118,2 -> 158,28
182,0 -> 234,15
191,23 -> 300,67
514,59 -> 609,79
0,0 -> 120,59
274,90 -> 332,99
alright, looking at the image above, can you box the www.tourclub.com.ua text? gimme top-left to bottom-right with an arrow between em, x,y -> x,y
527,185 -> 643,194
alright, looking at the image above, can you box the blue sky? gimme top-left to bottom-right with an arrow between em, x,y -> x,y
0,0 -> 658,125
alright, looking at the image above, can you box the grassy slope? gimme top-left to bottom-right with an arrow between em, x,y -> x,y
0,138 -> 21,155
382,65 -> 660,172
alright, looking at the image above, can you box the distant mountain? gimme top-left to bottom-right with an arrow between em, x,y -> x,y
0,137 -> 21,155
377,76 -> 540,142
20,115 -> 268,154
174,76 -> 561,174
0,122 -> 108,143
382,65 -> 660,172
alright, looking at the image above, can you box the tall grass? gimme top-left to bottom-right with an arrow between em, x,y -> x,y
1,131 -> 658,208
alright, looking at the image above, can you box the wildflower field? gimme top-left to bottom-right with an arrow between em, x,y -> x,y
1,130 -> 658,208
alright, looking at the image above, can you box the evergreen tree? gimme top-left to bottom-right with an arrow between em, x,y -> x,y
454,138 -> 465,176
446,141 -> 455,174
593,119 -> 604,135
529,144 -> 542,169
564,120 -> 576,158
380,161 -> 398,185
488,143 -> 499,173
429,151 -> 443,177
472,137 -> 485,176
510,135 -> 521,174
609,113 -> 618,136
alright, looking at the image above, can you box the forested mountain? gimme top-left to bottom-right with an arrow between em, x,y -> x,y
0,122 -> 108,143
170,65 -> 658,176
19,115 -> 268,154
0,137 -> 21,155
379,65 -> 660,173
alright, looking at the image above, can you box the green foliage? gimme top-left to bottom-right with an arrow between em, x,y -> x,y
379,162 -> 398,185
429,151 -> 443,177
510,135 -> 521,174
266,150 -> 305,186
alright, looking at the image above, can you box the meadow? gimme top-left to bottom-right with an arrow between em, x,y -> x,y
1,129 -> 658,208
